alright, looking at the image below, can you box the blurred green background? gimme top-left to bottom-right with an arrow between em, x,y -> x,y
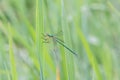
0,0 -> 119,80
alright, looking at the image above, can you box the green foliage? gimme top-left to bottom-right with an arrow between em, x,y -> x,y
0,0 -> 119,80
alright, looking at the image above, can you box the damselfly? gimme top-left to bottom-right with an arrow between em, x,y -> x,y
43,33 -> 77,56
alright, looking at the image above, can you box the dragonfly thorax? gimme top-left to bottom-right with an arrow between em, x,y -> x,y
47,34 -> 54,37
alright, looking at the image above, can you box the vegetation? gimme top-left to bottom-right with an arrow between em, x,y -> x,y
0,0 -> 119,80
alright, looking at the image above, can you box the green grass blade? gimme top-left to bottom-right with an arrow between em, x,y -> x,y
8,24 -> 18,80
76,27 -> 102,80
107,1 -> 120,17
4,63 -> 11,80
60,0 -> 75,80
59,0 -> 69,80
36,0 -> 44,79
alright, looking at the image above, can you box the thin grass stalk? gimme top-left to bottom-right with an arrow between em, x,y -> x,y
36,0 -> 44,79
76,25 -> 102,80
4,63 -> 11,80
59,0 -> 69,80
8,24 -> 18,80
107,1 -> 120,17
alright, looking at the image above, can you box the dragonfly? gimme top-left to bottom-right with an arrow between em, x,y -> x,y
42,33 -> 77,56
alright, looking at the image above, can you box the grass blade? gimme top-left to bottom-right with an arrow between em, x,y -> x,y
8,24 -> 18,80
76,25 -> 102,80
36,0 -> 44,79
